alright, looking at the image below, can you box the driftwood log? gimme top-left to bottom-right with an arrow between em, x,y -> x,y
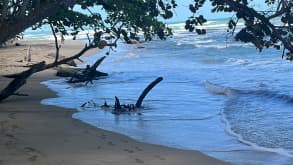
56,67 -> 107,78
56,56 -> 108,84
135,77 -> 163,108
81,77 -> 163,114
114,77 -> 163,113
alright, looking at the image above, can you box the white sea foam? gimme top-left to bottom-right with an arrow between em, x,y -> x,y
221,110 -> 293,158
110,53 -> 140,63
168,20 -> 243,33
40,18 -> 293,165
225,58 -> 251,66
204,81 -> 236,96
205,81 -> 293,158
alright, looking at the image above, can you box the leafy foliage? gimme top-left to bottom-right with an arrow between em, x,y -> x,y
0,0 -> 176,46
0,0 -> 292,60
186,0 -> 292,60
29,0 -> 176,47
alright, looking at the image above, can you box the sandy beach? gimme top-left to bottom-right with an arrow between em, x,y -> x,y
0,40 -> 229,165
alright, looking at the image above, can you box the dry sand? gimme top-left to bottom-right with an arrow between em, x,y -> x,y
0,40 -> 230,165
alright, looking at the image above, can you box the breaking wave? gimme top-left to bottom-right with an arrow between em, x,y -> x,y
205,81 -> 293,157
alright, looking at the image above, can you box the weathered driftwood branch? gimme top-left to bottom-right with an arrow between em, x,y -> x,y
114,96 -> 122,110
56,68 -> 107,78
135,77 -> 163,108
81,77 -> 163,114
67,56 -> 107,84
90,56 -> 106,72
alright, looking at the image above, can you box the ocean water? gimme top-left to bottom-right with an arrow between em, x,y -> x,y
39,22 -> 293,164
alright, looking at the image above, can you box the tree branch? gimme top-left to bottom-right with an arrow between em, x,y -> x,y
225,0 -> 293,53
50,23 -> 60,63
0,41 -> 98,101
45,43 -> 97,70
0,62 -> 46,101
268,3 -> 292,20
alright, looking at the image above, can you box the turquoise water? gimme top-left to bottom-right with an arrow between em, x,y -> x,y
40,22 -> 293,164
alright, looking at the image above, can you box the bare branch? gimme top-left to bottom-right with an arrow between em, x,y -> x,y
50,23 -> 60,63
268,3 -> 292,19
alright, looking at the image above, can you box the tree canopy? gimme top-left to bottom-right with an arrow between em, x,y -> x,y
0,0 -> 175,46
0,0 -> 292,101
187,0 -> 292,60
0,0 -> 292,59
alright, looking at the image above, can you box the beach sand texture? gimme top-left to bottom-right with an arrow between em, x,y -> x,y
0,40 -> 229,165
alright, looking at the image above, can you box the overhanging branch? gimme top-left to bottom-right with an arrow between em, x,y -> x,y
224,0 -> 293,53
0,42 -> 98,101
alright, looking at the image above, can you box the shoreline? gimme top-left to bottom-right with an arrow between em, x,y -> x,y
0,40 -> 229,165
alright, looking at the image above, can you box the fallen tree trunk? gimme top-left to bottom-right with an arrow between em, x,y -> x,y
135,77 -> 163,108
83,77 -> 163,114
0,62 -> 46,101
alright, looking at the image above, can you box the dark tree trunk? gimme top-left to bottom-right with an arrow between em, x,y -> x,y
0,0 -> 77,45
0,62 -> 46,101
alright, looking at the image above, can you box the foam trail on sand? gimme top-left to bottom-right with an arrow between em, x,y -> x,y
204,81 -> 237,96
